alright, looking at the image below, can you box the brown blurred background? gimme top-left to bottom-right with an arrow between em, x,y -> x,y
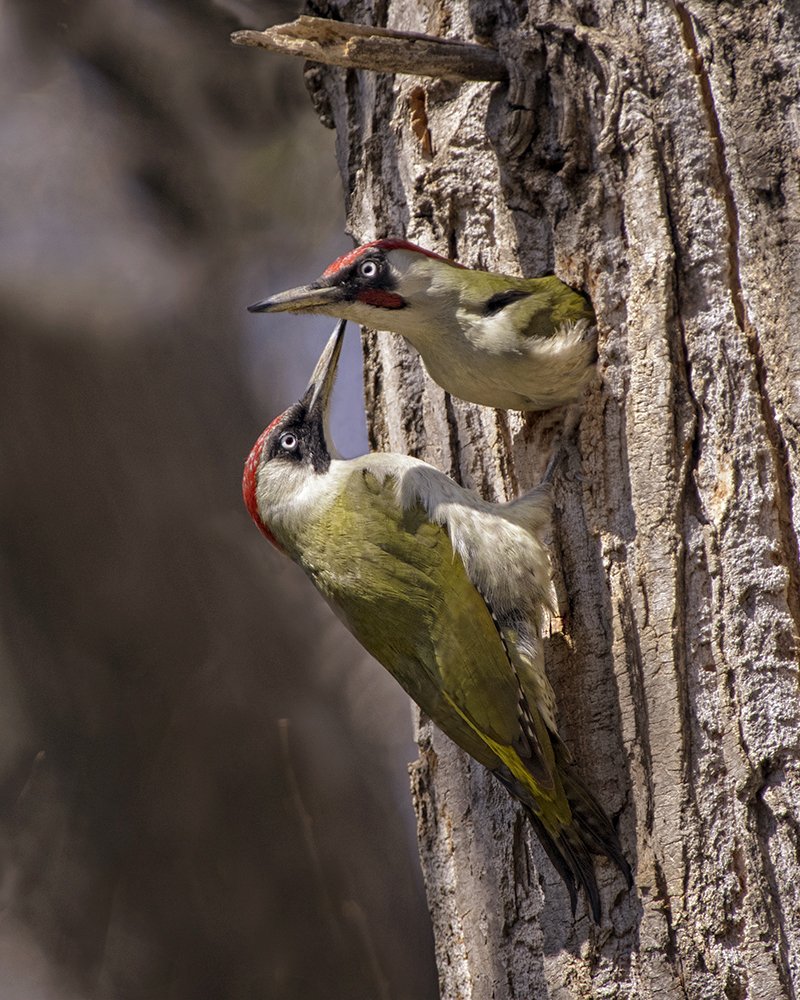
0,1 -> 437,996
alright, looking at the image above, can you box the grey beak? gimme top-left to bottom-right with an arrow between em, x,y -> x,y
248,283 -> 345,314
306,320 -> 347,416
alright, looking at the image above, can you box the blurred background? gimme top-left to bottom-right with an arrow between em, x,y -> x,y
0,0 -> 438,996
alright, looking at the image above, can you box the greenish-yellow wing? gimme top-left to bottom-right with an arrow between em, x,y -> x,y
501,277 -> 595,341
300,467 -> 566,812
460,271 -> 595,339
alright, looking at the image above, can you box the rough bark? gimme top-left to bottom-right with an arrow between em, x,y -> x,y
306,0 -> 800,996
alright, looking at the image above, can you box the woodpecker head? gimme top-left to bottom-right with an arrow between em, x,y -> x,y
243,319 -> 345,551
248,239 -> 465,337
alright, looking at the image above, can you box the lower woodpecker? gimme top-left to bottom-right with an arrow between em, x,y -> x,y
243,320 -> 631,920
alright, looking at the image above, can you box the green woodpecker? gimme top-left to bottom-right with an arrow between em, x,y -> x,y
248,239 -> 596,411
243,320 -> 630,920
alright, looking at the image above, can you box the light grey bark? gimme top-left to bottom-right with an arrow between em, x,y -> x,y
307,0 -> 800,996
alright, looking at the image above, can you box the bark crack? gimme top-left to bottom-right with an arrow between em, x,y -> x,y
618,570 -> 655,835
674,0 -> 800,642
442,392 -> 464,485
652,109 -> 706,812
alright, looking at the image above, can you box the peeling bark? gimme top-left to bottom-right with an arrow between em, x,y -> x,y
307,0 -> 800,995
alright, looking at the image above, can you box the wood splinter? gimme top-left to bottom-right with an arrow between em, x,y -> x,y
231,16 -> 507,83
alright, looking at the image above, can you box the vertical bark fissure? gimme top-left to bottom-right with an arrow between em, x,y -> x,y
616,570 -> 655,835
442,392 -> 465,485
674,0 -> 800,641
363,331 -> 389,452
655,131 -> 701,791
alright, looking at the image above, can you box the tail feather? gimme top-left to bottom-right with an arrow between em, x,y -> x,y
560,768 -> 633,888
494,758 -> 631,922
523,811 -> 579,915
525,809 -> 602,922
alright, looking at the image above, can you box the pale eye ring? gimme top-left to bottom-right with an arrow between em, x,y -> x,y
280,431 -> 299,452
359,259 -> 379,279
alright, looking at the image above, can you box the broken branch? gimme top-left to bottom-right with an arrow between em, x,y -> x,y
231,16 -> 507,82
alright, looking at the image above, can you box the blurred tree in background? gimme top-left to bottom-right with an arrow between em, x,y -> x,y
0,1 -> 437,997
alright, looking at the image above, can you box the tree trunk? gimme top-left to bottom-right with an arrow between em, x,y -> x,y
309,0 -> 800,996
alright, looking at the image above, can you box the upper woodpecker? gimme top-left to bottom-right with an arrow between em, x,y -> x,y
243,320 -> 631,921
248,239 -> 596,411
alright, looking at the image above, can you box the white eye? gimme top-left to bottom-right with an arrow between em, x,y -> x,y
359,259 -> 379,279
280,432 -> 298,452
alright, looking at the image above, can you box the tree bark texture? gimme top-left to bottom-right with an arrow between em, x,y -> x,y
308,0 -> 800,996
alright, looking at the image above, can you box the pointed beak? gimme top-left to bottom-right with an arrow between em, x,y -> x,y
248,282 -> 345,314
306,319 -> 347,422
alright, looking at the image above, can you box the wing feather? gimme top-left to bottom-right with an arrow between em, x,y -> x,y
303,467 -> 568,816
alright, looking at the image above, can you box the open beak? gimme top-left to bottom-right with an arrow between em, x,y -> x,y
248,282 -> 345,314
305,319 -> 347,430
